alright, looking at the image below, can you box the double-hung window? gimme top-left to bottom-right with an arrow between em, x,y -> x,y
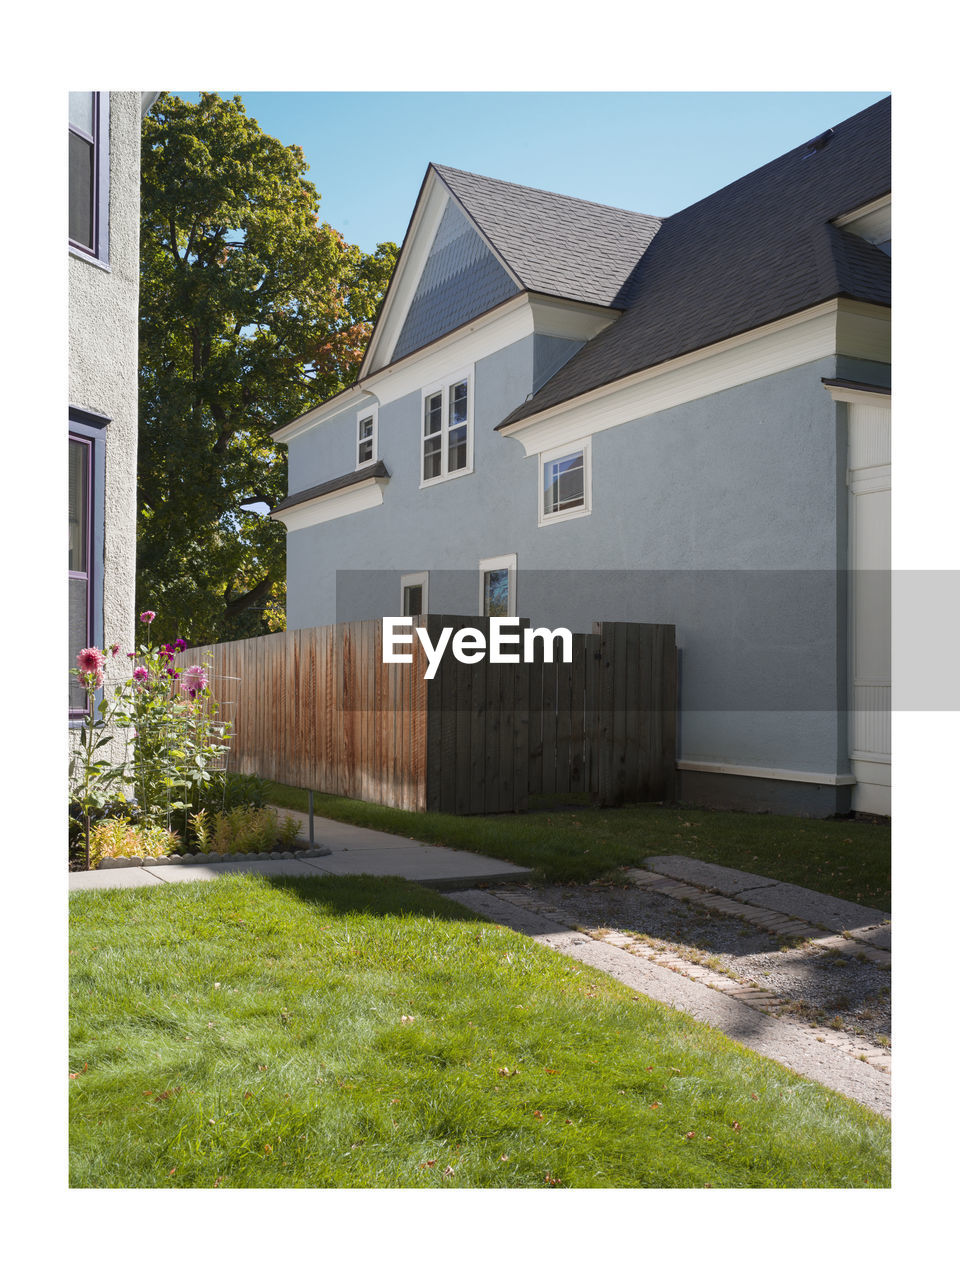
69,91 -> 109,263
356,406 -> 378,467
69,410 -> 107,716
421,371 -> 473,485
539,438 -> 592,526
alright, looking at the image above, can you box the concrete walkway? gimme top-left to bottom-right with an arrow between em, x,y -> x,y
68,806 -> 532,893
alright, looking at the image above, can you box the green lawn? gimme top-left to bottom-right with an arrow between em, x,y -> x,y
70,874 -> 890,1188
265,783 -> 891,911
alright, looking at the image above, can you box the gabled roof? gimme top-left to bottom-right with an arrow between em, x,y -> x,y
499,95 -> 891,431
432,164 -> 662,308
360,163 -> 662,378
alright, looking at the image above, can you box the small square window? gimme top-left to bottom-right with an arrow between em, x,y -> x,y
539,439 -> 591,526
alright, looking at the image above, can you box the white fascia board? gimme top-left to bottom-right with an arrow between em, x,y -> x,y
272,387 -> 378,445
500,301 -> 844,459
833,193 -> 891,244
270,475 -> 387,532
825,385 -> 892,407
364,294 -> 534,408
678,759 -> 857,787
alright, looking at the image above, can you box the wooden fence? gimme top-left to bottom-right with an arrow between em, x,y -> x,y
182,616 -> 676,814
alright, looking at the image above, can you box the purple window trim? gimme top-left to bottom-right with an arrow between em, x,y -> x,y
68,409 -> 108,721
69,435 -> 93,720
68,92 -> 110,265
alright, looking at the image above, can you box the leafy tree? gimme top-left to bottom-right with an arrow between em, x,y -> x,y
138,93 -> 396,644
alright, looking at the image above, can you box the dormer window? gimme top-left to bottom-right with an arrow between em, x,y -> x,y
421,371 -> 473,486
356,407 -> 378,468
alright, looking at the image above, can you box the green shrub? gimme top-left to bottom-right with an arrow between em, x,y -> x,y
280,814 -> 302,847
210,805 -> 283,855
88,817 -> 180,866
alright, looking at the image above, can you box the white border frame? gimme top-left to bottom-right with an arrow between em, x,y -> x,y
419,366 -> 474,488
400,571 -> 429,616
356,405 -> 378,469
478,553 -> 517,616
538,437 -> 592,526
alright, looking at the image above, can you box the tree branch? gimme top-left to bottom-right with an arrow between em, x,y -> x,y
223,575 -> 273,620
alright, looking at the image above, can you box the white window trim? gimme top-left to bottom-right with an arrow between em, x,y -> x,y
356,405 -> 378,469
478,553 -> 517,616
419,366 -> 474,488
538,437 -> 592,527
400,571 -> 429,616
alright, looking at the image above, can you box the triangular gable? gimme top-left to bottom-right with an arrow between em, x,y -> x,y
391,198 -> 518,362
362,166 -> 524,377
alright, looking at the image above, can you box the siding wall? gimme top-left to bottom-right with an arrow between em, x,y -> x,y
284,337 -> 890,788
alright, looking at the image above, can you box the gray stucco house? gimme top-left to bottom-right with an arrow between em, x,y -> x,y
271,97 -> 891,818
69,92 -> 158,724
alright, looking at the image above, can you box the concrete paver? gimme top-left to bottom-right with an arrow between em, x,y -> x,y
645,855 -> 778,895
735,883 -> 888,933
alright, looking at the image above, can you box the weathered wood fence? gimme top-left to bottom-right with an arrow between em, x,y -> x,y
182,617 -> 676,814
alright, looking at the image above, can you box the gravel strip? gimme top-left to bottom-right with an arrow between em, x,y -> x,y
491,882 -> 891,1048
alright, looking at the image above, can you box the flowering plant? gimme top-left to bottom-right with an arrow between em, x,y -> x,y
69,612 -> 232,863
70,647 -> 130,865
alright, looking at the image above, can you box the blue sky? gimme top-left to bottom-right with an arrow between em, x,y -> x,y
173,91 -> 889,254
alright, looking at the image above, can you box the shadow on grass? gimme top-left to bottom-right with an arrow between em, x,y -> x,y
255,871 -> 483,924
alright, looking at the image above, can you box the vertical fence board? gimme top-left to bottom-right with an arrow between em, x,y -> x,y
624,623 -> 642,801
469,619 -> 489,815
555,640 -> 573,793
569,633 -> 586,792
540,659 -> 558,796
526,659 -> 544,796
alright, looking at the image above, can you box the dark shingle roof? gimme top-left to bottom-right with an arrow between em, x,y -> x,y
271,461 -> 389,515
433,164 -> 662,308
498,96 -> 891,430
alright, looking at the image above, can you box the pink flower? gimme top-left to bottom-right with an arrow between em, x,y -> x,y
77,647 -> 104,674
174,638 -> 187,652
140,611 -> 156,625
133,666 -> 149,683
180,665 -> 208,698
109,643 -> 120,656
